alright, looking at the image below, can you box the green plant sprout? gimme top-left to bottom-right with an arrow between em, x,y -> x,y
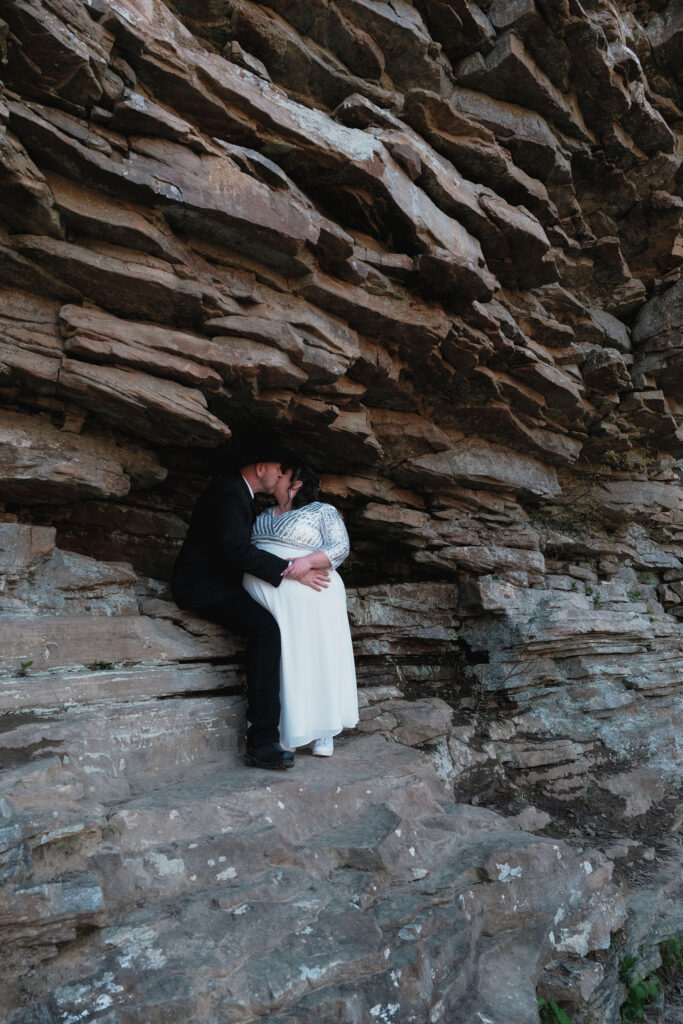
660,937 -> 683,983
538,998 -> 574,1024
103,810 -> 119,838
58,837 -> 80,856
603,449 -> 627,470
584,781 -> 597,809
620,954 -> 660,1023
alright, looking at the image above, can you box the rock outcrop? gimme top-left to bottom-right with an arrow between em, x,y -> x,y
1,0 -> 681,1021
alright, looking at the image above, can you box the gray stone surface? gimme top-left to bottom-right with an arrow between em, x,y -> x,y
1,0 -> 682,1019
0,692 -> 627,1024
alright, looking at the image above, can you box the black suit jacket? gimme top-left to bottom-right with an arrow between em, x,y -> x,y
171,475 -> 288,610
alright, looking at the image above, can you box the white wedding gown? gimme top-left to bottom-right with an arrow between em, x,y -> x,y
243,502 -> 358,748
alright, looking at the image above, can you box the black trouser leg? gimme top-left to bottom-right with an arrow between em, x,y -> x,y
198,593 -> 281,748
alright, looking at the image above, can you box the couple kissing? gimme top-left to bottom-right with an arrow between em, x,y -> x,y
170,441 -> 359,770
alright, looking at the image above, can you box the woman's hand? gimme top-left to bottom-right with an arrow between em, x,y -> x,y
297,568 -> 330,591
281,554 -> 314,581
281,550 -> 332,581
281,556 -> 330,590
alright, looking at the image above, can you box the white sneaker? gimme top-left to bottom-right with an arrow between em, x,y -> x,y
312,737 -> 334,757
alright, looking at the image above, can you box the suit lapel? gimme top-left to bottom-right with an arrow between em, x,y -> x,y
237,474 -> 257,524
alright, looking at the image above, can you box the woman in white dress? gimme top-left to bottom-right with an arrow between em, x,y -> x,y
242,466 -> 358,757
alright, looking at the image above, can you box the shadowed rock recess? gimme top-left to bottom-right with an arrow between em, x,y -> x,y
0,1 -> 681,1021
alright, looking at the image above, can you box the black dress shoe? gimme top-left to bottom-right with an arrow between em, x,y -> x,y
244,742 -> 295,770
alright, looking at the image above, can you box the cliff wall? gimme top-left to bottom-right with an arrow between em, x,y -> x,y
0,1 -> 681,1021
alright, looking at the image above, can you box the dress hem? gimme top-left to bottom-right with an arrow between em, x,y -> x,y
283,721 -> 358,748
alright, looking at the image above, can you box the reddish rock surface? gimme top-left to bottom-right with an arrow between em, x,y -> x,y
0,0 -> 681,1021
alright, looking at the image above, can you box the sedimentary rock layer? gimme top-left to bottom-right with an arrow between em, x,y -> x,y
0,0 -> 682,1021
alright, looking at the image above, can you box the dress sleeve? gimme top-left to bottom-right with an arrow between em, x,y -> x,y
318,504 -> 350,569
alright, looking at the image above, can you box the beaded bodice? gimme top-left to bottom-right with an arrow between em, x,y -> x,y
252,502 -> 350,568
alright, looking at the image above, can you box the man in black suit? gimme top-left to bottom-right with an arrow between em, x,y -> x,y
171,450 -> 328,770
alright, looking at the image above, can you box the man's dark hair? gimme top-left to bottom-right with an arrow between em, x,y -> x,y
237,431 -> 297,469
284,464 -> 321,509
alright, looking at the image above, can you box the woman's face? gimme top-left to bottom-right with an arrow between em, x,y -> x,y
274,469 -> 295,507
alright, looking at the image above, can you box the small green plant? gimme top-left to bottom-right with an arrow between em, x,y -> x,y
103,810 -> 119,838
620,954 -> 639,982
621,976 -> 659,1022
626,588 -> 643,603
629,448 -> 659,472
584,584 -> 594,596
584,781 -> 597,809
603,449 -> 628,470
620,954 -> 661,1023
538,998 -> 574,1024
569,580 -> 578,591
534,498 -> 603,537
87,661 -> 115,671
592,594 -> 603,609
541,821 -> 562,836
56,836 -> 79,856
17,660 -> 33,677
660,937 -> 683,982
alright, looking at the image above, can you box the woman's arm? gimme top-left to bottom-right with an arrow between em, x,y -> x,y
281,505 -> 350,579
317,505 -> 350,568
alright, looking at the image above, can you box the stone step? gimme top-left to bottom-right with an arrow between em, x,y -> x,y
0,692 -> 449,827
29,889 -> 390,1024
0,614 -> 236,676
1,734 -> 442,1018
77,737 -> 442,919
6,728 -> 598,1024
113,734 -> 433,838
0,696 -> 246,806
0,663 -> 241,714
72,739 -> 534,941
9,768 -> 626,1024
0,871 -> 105,946
0,695 -> 443,899
2,704 -> 628,1024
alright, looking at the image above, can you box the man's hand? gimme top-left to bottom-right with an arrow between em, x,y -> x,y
297,568 -> 330,591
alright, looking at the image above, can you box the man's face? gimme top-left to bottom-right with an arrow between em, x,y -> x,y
260,462 -> 289,494
273,468 -> 294,506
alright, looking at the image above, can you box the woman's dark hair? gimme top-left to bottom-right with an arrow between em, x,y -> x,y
284,464 -> 320,509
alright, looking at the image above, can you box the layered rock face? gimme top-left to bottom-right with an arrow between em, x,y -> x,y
1,0 -> 682,1021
